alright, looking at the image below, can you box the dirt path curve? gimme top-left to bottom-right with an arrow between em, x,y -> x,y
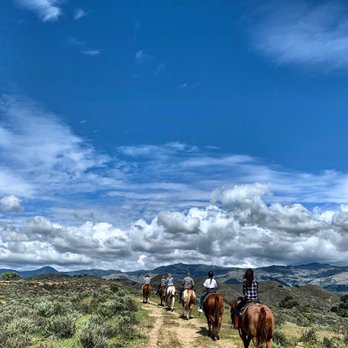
139,298 -> 238,348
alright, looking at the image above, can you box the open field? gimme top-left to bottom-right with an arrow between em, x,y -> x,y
0,276 -> 347,347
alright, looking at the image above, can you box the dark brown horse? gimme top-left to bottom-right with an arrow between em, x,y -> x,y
158,285 -> 166,306
202,293 -> 224,340
230,301 -> 275,348
142,284 -> 152,303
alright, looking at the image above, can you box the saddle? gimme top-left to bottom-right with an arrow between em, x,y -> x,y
203,292 -> 217,305
239,302 -> 256,317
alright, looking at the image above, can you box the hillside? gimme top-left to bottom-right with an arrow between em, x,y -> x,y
0,275 -> 347,347
1,262 -> 348,292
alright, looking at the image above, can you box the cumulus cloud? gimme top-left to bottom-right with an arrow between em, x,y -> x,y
0,185 -> 347,270
0,195 -> 23,213
14,0 -> 62,22
249,1 -> 348,69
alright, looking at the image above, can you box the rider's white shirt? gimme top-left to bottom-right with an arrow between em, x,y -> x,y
203,278 -> 217,288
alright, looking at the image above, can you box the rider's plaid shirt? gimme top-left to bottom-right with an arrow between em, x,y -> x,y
243,279 -> 259,301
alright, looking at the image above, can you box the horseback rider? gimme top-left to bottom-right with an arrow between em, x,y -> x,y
233,268 -> 259,328
166,273 -> 174,295
180,272 -> 195,302
198,271 -> 217,313
156,274 -> 166,294
142,274 -> 151,290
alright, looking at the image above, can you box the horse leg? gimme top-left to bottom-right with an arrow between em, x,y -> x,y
240,331 -> 250,348
266,338 -> 272,348
171,296 -> 175,311
207,319 -> 212,337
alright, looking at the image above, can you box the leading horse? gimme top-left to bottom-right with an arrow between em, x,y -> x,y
203,293 -> 224,340
142,284 -> 152,304
230,301 -> 275,348
181,289 -> 196,320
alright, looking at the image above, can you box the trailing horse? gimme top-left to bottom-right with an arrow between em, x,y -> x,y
166,286 -> 176,311
142,284 -> 152,304
158,285 -> 166,306
181,289 -> 196,320
230,301 -> 275,348
203,293 -> 224,340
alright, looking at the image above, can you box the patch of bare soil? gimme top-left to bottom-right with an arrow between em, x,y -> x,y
138,298 -> 238,348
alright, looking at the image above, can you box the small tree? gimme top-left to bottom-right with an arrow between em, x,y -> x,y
0,272 -> 20,281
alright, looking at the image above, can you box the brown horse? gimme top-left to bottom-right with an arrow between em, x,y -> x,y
230,301 -> 275,348
142,284 -> 152,303
158,285 -> 166,306
203,293 -> 224,340
181,289 -> 196,320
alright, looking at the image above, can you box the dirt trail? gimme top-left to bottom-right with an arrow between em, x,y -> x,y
139,298 -> 238,348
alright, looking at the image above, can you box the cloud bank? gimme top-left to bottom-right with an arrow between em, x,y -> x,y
1,184 -> 347,271
1,94 -> 348,270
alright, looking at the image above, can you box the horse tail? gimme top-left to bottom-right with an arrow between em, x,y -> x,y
214,295 -> 219,325
257,306 -> 268,346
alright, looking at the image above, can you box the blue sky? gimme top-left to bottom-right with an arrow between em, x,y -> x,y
0,0 -> 348,271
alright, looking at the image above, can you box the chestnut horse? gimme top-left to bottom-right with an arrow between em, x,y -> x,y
230,301 -> 274,348
158,285 -> 166,306
181,289 -> 196,320
203,293 -> 224,340
166,285 -> 176,311
142,284 -> 152,304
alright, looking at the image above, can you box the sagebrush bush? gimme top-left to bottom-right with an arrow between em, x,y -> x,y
45,314 -> 76,338
5,317 -> 35,335
1,333 -> 31,348
301,327 -> 318,344
273,330 -> 290,346
78,321 -> 108,348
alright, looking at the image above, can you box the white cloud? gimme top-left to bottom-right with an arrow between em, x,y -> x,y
82,49 -> 101,56
14,0 -> 62,22
0,195 -> 23,213
2,95 -> 348,269
74,8 -> 86,20
1,185 -> 347,270
135,50 -> 150,63
0,95 -> 110,200
250,1 -> 348,69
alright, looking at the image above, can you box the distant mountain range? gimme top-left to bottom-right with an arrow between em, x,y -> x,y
1,262 -> 347,292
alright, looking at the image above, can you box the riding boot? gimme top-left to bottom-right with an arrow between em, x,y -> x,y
233,314 -> 239,329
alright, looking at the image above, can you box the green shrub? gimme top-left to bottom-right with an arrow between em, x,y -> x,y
322,337 -> 336,348
301,328 -> 318,344
0,272 -> 20,280
78,322 -> 108,348
5,317 -> 35,335
273,330 -> 290,346
45,314 -> 76,338
2,334 -> 31,348
279,295 -> 299,309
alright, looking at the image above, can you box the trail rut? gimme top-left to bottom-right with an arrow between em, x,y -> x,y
138,298 -> 238,348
